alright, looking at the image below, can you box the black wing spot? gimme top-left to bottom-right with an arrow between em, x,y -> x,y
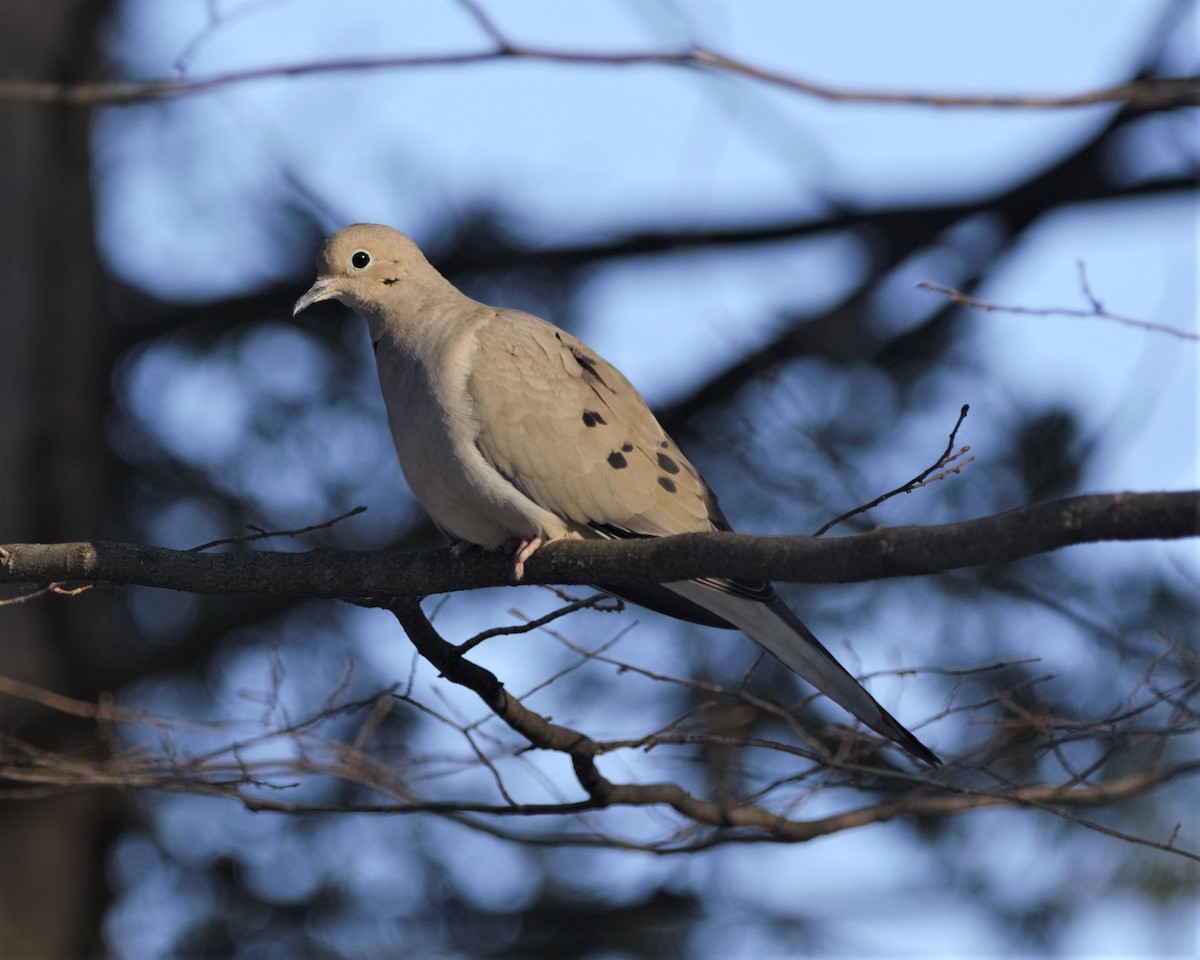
607,451 -> 628,470
659,440 -> 669,449
569,346 -> 613,390
656,453 -> 680,474
621,442 -> 633,453
582,410 -> 607,427
657,476 -> 677,493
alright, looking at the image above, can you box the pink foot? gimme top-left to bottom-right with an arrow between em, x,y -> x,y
512,536 -> 542,580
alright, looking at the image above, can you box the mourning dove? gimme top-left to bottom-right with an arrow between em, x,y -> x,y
294,224 -> 939,766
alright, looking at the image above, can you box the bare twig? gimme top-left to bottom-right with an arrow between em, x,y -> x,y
510,624 -> 634,702
811,405 -> 972,537
188,505 -> 368,552
457,592 -> 618,653
1,45 -> 1194,110
0,579 -> 95,606
2,636 -> 1196,857
0,585 -> 56,607
173,0 -> 292,73
453,0 -> 508,47
917,268 -> 1199,341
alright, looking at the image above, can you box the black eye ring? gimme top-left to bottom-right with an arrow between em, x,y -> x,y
350,250 -> 371,270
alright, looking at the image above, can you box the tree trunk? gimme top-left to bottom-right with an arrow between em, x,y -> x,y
0,1 -> 121,956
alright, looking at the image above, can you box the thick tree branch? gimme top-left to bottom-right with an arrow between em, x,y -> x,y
1,492 -> 1196,600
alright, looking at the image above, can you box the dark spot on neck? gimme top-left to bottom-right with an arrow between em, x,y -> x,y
382,277 -> 400,286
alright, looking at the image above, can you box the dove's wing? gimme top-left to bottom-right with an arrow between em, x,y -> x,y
468,310 -> 718,538
467,311 -> 939,765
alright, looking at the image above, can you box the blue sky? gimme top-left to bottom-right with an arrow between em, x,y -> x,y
98,0 -> 1197,491
93,1 -> 1197,956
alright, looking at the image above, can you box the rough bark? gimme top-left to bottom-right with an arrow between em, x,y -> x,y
0,1 -> 119,956
2,492 -> 1196,599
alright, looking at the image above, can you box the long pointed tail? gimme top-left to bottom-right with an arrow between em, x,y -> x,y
666,581 -> 940,766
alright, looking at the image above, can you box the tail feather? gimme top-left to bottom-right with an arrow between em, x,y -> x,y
666,580 -> 940,766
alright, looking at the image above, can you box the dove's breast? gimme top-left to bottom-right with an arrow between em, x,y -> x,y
371,311 -> 573,549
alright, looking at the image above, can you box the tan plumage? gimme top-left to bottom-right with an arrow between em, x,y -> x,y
294,223 -> 939,766
469,313 -> 716,537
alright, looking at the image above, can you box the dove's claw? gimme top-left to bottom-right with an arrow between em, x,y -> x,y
512,536 -> 542,580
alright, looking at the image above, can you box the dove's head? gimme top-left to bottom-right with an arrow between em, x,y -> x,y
293,224 -> 446,318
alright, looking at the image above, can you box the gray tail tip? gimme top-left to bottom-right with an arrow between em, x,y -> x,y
903,736 -> 942,767
874,705 -> 941,766
888,724 -> 941,766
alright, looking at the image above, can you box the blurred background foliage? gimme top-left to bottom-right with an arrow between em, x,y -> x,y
1,0 -> 1197,957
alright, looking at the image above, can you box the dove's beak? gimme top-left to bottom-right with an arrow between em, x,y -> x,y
293,278 -> 338,316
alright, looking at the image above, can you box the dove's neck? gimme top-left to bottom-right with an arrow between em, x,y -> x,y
360,277 -> 485,362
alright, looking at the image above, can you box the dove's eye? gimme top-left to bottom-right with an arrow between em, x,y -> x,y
350,250 -> 371,270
